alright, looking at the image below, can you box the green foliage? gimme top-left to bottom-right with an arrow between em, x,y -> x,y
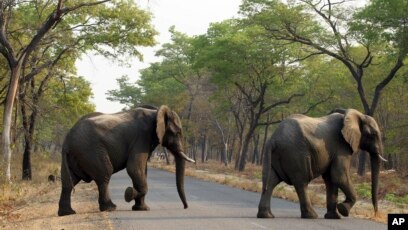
1,0 -> 157,166
70,0 -> 157,61
35,76 -> 95,145
107,0 -> 408,174
106,76 -> 142,109
351,0 -> 408,57
137,62 -> 188,110
385,193 -> 408,205
356,183 -> 371,199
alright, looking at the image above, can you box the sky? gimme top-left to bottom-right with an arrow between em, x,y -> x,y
76,0 -> 242,113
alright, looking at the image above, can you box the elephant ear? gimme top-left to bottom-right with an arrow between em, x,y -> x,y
341,109 -> 363,153
156,105 -> 170,145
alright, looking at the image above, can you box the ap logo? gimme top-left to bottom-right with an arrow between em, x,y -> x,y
388,214 -> 408,230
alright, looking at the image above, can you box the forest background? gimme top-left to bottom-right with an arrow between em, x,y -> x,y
0,0 -> 407,217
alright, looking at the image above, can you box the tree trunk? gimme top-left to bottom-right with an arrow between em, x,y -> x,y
2,65 -> 22,181
228,135 -> 235,163
357,150 -> 368,176
260,114 -> 270,165
234,138 -> 243,170
222,142 -> 228,166
20,96 -> 34,180
201,133 -> 207,163
252,134 -> 260,165
163,148 -> 170,165
191,138 -> 197,163
238,126 -> 256,171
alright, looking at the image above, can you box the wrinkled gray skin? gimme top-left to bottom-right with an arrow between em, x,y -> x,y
257,109 -> 386,219
58,105 -> 195,216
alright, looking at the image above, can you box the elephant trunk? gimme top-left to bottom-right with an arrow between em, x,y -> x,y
370,153 -> 381,215
175,155 -> 188,209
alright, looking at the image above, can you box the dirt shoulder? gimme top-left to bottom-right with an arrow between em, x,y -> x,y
0,181 -> 112,230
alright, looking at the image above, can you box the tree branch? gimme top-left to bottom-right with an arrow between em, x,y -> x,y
262,93 -> 305,113
370,57 -> 404,115
23,0 -> 110,62
301,90 -> 333,115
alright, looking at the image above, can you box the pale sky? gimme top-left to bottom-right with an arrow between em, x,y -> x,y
76,0 -> 242,113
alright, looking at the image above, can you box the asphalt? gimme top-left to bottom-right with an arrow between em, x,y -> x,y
108,167 -> 386,230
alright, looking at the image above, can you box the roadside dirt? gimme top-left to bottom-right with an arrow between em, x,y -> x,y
0,181 -> 112,230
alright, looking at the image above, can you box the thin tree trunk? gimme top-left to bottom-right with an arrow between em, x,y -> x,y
357,150 -> 368,176
252,134 -> 260,165
234,137 -> 243,170
260,114 -> 271,165
238,126 -> 256,171
228,134 -> 235,163
20,95 -> 32,180
2,66 -> 22,181
214,118 -> 228,166
201,132 -> 207,163
163,148 -> 170,165
222,142 -> 228,166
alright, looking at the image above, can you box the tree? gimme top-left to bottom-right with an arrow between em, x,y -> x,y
240,0 -> 407,175
1,0 -> 156,181
107,75 -> 142,110
202,20 -> 331,171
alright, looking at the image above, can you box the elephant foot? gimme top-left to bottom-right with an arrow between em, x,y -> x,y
58,207 -> 76,216
301,210 -> 318,219
324,211 -> 341,219
132,204 -> 150,211
100,201 -> 117,212
337,203 -> 350,217
125,187 -> 137,202
257,208 -> 274,218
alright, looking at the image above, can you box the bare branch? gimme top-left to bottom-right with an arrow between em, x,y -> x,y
257,119 -> 282,126
301,90 -> 333,115
262,93 -> 305,113
288,51 -> 325,64
370,57 -> 404,115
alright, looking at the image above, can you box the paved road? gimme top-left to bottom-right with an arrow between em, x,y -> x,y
108,168 -> 386,230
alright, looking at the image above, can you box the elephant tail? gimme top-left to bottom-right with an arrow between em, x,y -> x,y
61,143 -> 75,193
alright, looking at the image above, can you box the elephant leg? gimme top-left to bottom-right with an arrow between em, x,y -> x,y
336,182 -> 356,217
96,180 -> 117,212
126,153 -> 150,211
257,169 -> 281,218
293,183 -> 318,219
58,174 -> 80,216
322,172 -> 340,219
94,155 -> 116,212
331,159 -> 356,217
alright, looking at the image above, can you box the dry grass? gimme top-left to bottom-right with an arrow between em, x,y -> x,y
0,152 -> 111,229
0,152 -> 60,223
150,158 -> 408,224
0,152 -> 60,203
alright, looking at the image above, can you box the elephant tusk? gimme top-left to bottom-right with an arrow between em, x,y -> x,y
180,151 -> 195,163
377,154 -> 387,162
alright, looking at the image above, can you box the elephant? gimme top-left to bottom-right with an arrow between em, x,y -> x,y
58,105 -> 195,216
257,109 -> 387,219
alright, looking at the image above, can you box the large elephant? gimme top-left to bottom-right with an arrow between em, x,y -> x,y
58,105 -> 195,216
257,109 -> 386,219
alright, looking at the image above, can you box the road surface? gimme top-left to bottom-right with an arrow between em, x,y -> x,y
108,168 -> 386,230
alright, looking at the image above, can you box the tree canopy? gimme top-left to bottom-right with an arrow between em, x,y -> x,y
108,0 -> 407,173
0,0 -> 156,181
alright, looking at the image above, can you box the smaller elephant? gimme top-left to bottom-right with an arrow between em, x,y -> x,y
257,109 -> 386,219
58,105 -> 195,216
